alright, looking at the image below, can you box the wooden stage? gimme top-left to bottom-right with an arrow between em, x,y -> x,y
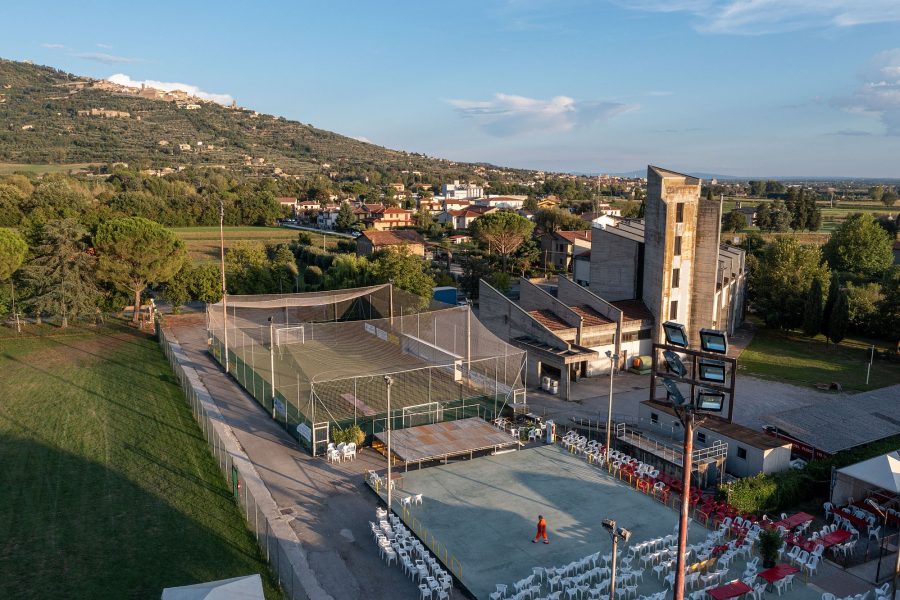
374,417 -> 518,468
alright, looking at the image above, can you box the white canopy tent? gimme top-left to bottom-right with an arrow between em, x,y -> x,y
831,451 -> 900,505
161,574 -> 264,600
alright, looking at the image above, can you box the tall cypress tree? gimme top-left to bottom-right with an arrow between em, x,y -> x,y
828,290 -> 850,344
802,277 -> 824,337
822,271 -> 841,340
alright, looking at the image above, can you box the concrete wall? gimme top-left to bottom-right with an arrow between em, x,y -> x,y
689,195 -> 723,346
589,226 -> 641,301
519,278 -> 583,331
478,280 -> 569,352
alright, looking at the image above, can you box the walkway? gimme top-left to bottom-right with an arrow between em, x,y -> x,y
164,313 -> 445,600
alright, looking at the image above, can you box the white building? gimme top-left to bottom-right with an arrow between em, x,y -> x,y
441,180 -> 483,200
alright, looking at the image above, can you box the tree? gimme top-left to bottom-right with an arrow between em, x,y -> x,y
324,254 -> 372,289
534,207 -> 588,233
722,211 -> 746,233
769,200 -> 791,232
303,265 -> 323,289
869,185 -> 885,204
95,217 -> 187,322
845,282 -> 882,336
0,228 -> 27,280
748,237 -> 831,330
191,263 -> 223,304
754,203 -> 772,231
369,247 -> 435,306
225,240 -> 273,294
827,289 -> 849,344
822,271 -> 841,342
413,205 -> 434,232
161,265 -> 193,312
335,202 -> 357,231
882,189 -> 898,207
880,266 -> 900,352
802,277 -> 825,338
822,213 -> 893,278
271,244 -> 299,293
19,219 -> 101,327
471,212 -> 536,270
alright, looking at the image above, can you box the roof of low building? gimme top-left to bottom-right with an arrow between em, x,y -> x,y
569,305 -> 613,327
643,401 -> 788,450
610,299 -> 653,324
359,230 -> 424,246
382,207 -> 411,214
555,230 -> 593,243
762,384 -> 900,454
528,309 -> 573,332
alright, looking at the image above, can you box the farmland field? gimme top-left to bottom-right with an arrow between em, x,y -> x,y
171,225 -> 347,262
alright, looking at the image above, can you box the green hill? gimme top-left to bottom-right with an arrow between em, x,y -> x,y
0,58 -> 527,182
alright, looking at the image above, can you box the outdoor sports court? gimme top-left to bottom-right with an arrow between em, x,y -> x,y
396,444 -> 709,600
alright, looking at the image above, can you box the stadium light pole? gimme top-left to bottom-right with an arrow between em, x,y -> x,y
603,519 -> 631,600
268,316 -> 277,418
604,350 -> 619,464
384,375 -> 394,511
219,198 -> 229,373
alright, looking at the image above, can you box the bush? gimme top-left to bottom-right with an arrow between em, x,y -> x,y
331,424 -> 365,446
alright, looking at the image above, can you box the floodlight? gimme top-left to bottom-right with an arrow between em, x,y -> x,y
695,389 -> 725,412
660,378 -> 687,406
619,528 -> 632,542
663,321 -> 689,348
698,359 -> 726,383
602,518 -> 616,532
663,350 -> 687,377
700,329 -> 728,354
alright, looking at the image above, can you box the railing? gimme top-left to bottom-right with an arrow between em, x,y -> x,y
400,505 -> 464,580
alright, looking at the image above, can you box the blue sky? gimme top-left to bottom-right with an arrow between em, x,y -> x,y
3,1 -> 900,177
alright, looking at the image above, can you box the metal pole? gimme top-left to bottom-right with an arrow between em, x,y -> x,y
385,376 -> 393,510
219,199 -> 229,373
609,532 -> 618,600
891,531 -> 899,600
866,344 -> 874,385
270,318 -> 277,418
605,353 -> 616,463
673,410 -> 694,600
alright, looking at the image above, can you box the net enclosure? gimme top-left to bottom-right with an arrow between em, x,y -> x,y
206,284 -> 527,455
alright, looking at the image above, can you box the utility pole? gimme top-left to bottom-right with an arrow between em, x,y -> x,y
673,408 -> 695,600
269,316 -> 277,418
605,350 -> 619,463
866,345 -> 875,386
219,199 -> 229,373
603,519 -> 631,600
385,375 -> 394,510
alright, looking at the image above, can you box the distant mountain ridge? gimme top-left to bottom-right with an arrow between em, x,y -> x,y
0,59 -> 531,182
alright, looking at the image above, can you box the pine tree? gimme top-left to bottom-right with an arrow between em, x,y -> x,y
20,219 -> 101,328
802,277 -> 824,337
828,289 -> 850,344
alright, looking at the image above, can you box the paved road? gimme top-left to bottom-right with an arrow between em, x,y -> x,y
165,314 -> 435,600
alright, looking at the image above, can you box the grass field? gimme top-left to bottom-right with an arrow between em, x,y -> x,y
739,326 -> 900,392
0,322 -> 281,599
172,226 -> 346,262
0,162 -> 98,175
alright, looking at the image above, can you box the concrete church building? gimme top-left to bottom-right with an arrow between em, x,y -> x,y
477,166 -> 747,399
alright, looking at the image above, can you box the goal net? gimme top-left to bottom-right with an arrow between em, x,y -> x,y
275,325 -> 305,348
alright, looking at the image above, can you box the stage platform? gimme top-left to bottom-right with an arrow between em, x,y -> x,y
374,417 -> 518,467
393,444 -> 709,600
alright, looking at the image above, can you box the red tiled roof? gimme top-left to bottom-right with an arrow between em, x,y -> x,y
611,300 -> 653,323
275,196 -> 297,203
569,305 -> 613,327
528,309 -> 573,332
382,207 -> 411,214
360,230 -> 424,246
556,230 -> 592,243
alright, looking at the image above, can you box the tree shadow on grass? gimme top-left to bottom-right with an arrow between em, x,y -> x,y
0,434 -> 280,600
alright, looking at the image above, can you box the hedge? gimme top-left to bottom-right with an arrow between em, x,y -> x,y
723,433 -> 900,515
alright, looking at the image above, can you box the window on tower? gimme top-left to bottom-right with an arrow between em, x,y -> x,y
672,268 -> 680,288
675,202 -> 684,223
674,236 -> 682,256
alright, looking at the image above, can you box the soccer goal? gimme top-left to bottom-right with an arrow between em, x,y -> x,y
275,325 -> 305,349
402,402 -> 442,428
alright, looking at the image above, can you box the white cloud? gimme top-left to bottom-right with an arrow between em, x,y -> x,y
620,1 -> 900,34
74,52 -> 141,64
447,93 -> 637,136
41,43 -> 65,49
647,90 -> 675,97
107,73 -> 234,106
96,43 -> 113,49
833,49 -> 900,135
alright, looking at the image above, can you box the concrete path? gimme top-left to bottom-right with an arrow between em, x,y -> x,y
165,314 -> 446,600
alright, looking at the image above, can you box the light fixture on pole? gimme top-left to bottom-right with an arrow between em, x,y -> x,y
384,375 -> 394,511
604,350 -> 619,464
663,321 -> 689,348
603,518 -> 631,600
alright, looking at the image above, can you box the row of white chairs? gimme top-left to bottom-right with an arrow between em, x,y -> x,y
326,442 -> 356,462
372,508 -> 451,600
825,583 -> 892,600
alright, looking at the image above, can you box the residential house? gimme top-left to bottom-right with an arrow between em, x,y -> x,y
580,212 -> 621,229
437,206 -> 497,230
356,230 -> 425,257
443,199 -> 472,212
370,207 -> 413,231
476,196 -> 525,210
448,235 -> 471,245
276,196 -> 298,216
541,230 -> 593,271
537,195 -> 561,210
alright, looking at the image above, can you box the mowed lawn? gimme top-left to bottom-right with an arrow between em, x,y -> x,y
0,324 -> 281,599
172,226 -> 345,263
739,326 -> 900,392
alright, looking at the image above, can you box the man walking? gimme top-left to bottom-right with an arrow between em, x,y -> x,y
533,514 -> 549,544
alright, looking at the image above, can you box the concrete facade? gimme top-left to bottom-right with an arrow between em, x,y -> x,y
588,222 -> 643,301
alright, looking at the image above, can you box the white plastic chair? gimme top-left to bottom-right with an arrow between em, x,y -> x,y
414,493 -> 423,506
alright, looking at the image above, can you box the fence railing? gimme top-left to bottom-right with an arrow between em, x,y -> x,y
158,324 -> 305,600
